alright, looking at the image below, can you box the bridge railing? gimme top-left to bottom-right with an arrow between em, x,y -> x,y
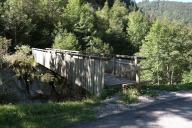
104,55 -> 145,83
32,48 -> 145,95
32,48 -> 105,95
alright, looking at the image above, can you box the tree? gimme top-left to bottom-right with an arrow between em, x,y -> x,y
62,0 -> 83,31
53,29 -> 78,50
103,0 -> 131,54
138,1 -> 192,26
1,0 -> 66,49
23,0 -> 65,48
109,0 -> 128,34
60,0 -> 110,53
127,11 -> 150,52
139,19 -> 191,84
86,36 -> 111,54
95,1 -> 110,38
2,0 -> 34,48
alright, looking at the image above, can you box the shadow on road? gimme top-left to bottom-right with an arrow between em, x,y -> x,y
73,97 -> 192,128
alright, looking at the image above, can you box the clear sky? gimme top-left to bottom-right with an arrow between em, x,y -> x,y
136,0 -> 192,3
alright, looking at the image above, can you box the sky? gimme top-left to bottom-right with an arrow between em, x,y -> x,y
136,0 -> 192,3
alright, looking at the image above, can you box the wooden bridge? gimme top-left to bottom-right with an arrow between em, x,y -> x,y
32,48 -> 143,95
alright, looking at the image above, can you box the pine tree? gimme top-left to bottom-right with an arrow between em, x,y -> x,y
105,0 -> 131,54
127,11 -> 150,52
53,29 -> 78,50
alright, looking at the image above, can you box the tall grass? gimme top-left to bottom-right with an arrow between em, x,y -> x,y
0,99 -> 97,128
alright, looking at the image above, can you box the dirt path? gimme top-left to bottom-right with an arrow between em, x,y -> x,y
72,97 -> 192,128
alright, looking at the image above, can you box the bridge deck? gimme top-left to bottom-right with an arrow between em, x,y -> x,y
104,73 -> 136,86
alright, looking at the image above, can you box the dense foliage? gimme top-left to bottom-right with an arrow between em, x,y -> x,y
138,19 -> 192,84
0,37 -> 10,55
0,0 -> 191,85
138,1 -> 192,26
0,0 -> 137,54
127,11 -> 150,51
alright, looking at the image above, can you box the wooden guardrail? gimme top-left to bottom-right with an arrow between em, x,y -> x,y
32,48 -> 104,95
32,48 -> 144,95
104,56 -> 142,83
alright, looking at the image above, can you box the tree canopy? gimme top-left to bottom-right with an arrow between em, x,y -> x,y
138,19 -> 192,84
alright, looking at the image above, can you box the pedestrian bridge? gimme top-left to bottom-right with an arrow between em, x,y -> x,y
32,48 -> 143,95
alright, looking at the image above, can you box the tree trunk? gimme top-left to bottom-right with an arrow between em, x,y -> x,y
15,24 -> 17,46
157,71 -> 160,85
171,68 -> 174,85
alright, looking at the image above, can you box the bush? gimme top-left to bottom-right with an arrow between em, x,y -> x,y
0,37 -> 11,55
15,45 -> 31,55
5,45 -> 33,66
182,71 -> 192,83
121,88 -> 139,104
0,37 -> 11,68
99,87 -> 120,100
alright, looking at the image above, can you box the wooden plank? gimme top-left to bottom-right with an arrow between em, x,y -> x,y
86,58 -> 89,93
82,57 -> 86,90
96,59 -> 102,95
101,59 -> 105,95
91,59 -> 95,93
87,57 -> 91,93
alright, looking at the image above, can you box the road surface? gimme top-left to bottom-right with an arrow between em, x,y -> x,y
73,97 -> 192,128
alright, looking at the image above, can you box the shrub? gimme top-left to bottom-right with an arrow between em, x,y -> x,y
99,87 -> 121,100
15,45 -> 31,55
121,88 -> 139,104
5,45 -> 34,95
0,37 -> 11,55
0,37 -> 11,68
182,71 -> 192,83
5,45 -> 33,66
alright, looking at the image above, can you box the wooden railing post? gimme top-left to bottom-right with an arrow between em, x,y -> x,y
113,55 -> 116,75
134,56 -> 140,83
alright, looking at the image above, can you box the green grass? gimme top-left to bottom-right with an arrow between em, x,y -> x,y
142,83 -> 192,92
0,99 -> 97,128
99,86 -> 121,100
139,89 -> 159,97
121,88 -> 139,104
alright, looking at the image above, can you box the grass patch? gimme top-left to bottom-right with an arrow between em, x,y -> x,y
121,88 -> 139,104
0,99 -> 97,128
139,89 -> 158,97
142,83 -> 192,92
99,86 -> 121,100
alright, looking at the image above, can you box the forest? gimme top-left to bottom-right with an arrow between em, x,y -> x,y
0,0 -> 191,127
0,0 -> 191,85
138,1 -> 192,26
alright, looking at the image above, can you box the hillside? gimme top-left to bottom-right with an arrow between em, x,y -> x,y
138,1 -> 192,25
87,0 -> 137,9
